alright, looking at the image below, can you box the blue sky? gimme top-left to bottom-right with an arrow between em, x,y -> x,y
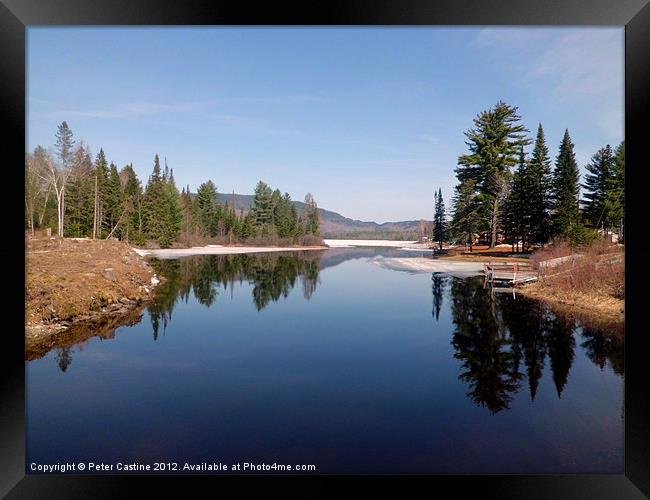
27,27 -> 623,222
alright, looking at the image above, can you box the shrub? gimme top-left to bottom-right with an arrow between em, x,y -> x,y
566,223 -> 597,247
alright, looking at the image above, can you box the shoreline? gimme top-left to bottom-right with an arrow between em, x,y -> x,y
518,282 -> 624,336
133,244 -> 329,259
26,238 -> 161,344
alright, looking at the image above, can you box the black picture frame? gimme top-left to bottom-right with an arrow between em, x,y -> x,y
2,0 -> 649,497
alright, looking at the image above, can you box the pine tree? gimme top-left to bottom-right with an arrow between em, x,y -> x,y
195,180 -> 219,237
64,143 -> 94,237
456,101 -> 531,247
142,154 -> 167,243
240,210 -> 254,239
53,121 -> 75,237
159,167 -> 182,248
120,164 -> 143,243
179,186 -> 195,245
608,141 -> 625,241
582,144 -> 616,234
433,188 -> 446,250
451,179 -> 481,251
505,147 -> 532,251
250,181 -> 274,235
551,130 -> 581,238
93,149 -> 110,238
105,162 -> 124,237
302,193 -> 320,236
528,124 -> 553,245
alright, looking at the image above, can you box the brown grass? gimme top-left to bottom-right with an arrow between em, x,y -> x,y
520,239 -> 624,332
26,237 -> 156,327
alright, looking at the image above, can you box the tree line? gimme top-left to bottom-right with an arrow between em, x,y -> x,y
442,101 -> 624,250
25,122 -> 321,248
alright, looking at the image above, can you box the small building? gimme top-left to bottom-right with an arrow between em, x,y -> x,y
477,231 -> 505,246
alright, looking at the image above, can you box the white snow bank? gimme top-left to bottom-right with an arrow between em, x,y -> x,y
133,245 -> 327,259
324,239 -> 418,248
371,257 -> 484,278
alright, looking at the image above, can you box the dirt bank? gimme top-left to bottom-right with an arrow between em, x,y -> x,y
26,237 -> 159,343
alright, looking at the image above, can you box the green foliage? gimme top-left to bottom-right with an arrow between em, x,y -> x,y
196,180 -> 219,237
54,121 -> 75,170
64,144 -> 94,237
528,124 -> 553,244
451,179 -> 482,248
456,101 -> 531,247
565,222 -> 597,247
502,147 -> 532,250
551,129 -> 581,238
250,181 -> 275,235
302,192 -> 320,236
142,155 -> 181,247
433,188 -> 447,249
121,164 -> 144,243
105,162 -> 124,236
29,123 -> 320,247
608,141 -> 625,241
94,149 -> 110,238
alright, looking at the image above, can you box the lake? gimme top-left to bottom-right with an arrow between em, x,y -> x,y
27,247 -> 624,474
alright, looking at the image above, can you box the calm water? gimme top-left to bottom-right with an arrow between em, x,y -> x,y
27,248 -> 624,474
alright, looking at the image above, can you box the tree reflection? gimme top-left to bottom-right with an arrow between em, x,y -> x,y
431,274 -> 446,321
447,276 -> 622,413
55,347 -> 73,372
450,278 -> 523,414
580,328 -> 624,376
544,313 -> 576,398
498,295 -> 549,401
148,251 -> 323,332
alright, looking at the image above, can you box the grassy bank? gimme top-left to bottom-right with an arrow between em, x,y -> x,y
520,240 -> 624,333
26,237 -> 158,342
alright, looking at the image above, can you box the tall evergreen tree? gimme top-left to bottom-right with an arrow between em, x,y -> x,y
503,147 -> 531,251
609,141 -> 625,241
551,129 -> 581,238
160,167 -> 182,247
302,193 -> 320,235
433,188 -> 447,250
582,144 -> 616,234
120,164 -> 143,243
64,143 -> 94,237
195,180 -> 219,237
93,148 -> 110,238
250,181 -> 274,235
528,124 -> 553,245
456,101 -> 531,247
53,121 -> 75,236
451,179 -> 481,251
143,154 -> 168,244
105,162 -> 124,237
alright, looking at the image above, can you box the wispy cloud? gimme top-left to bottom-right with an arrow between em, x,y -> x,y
35,100 -> 212,120
473,28 -> 623,141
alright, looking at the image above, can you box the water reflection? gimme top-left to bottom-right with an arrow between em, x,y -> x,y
431,274 -> 447,321
31,250 -> 624,406
148,252 -> 323,339
449,277 -> 523,414
447,276 -> 623,414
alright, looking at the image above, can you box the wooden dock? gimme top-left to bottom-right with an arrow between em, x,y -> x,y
484,262 -> 538,287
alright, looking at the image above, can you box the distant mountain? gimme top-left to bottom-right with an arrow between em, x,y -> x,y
214,192 -> 427,238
